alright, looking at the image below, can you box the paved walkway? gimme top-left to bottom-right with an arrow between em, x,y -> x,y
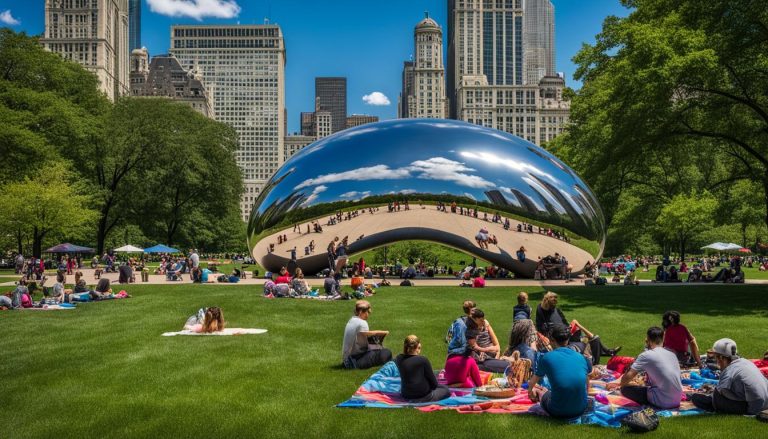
2,268 -> 766,288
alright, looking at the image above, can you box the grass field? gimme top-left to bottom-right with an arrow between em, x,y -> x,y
3,284 -> 767,438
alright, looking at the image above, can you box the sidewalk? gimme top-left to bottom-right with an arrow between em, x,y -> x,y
2,268 -> 766,288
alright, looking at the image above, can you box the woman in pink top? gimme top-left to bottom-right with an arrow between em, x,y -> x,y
662,310 -> 702,368
444,355 -> 483,388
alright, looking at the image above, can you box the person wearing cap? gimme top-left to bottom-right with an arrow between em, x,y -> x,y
608,327 -> 682,409
341,300 -> 391,369
690,338 -> 768,415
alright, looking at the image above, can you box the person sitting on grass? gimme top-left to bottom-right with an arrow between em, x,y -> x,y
324,271 -> 341,296
466,308 -> 507,373
527,326 -> 591,419
91,278 -> 113,300
444,300 -> 484,387
290,268 -> 311,296
341,300 -> 391,369
662,310 -> 702,368
690,338 -> 768,415
183,307 -> 225,333
608,327 -> 682,409
48,273 -> 67,304
395,335 -> 451,403
275,267 -> 292,284
513,291 -> 531,323
623,269 -> 639,286
501,319 -> 538,365
11,278 -> 29,308
535,292 -> 620,365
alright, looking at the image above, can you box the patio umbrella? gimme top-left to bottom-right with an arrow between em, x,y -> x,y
701,242 -> 729,251
45,243 -> 95,253
738,248 -> 752,253
114,245 -> 144,252
143,244 -> 180,254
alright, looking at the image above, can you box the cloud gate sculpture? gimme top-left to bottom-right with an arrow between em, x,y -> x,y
248,119 -> 605,278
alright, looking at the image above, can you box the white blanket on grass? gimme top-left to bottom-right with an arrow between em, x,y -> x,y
162,328 -> 268,336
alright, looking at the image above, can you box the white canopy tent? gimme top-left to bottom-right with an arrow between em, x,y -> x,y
114,245 -> 144,252
701,242 -> 742,252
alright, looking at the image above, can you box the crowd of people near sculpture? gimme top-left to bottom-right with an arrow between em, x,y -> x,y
340,292 -> 768,417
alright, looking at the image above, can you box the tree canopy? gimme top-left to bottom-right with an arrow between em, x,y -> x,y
549,0 -> 768,256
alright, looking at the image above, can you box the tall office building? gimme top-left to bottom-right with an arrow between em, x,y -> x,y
315,77 -> 347,134
315,111 -> 333,139
400,13 -> 447,118
447,0 -> 568,145
398,61 -> 414,118
170,25 -> 286,220
128,0 -> 140,52
129,49 -> 213,118
41,0 -> 129,101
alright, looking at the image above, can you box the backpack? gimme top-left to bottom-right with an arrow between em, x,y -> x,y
400,280 -> 413,287
621,408 -> 659,432
21,293 -> 33,308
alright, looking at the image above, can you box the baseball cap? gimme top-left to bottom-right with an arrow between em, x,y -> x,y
712,338 -> 738,358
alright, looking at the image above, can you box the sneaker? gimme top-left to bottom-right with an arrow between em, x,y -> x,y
608,346 -> 622,357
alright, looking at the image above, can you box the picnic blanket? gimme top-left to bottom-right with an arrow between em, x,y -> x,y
22,303 -> 77,311
162,328 -> 268,336
337,361 -> 710,428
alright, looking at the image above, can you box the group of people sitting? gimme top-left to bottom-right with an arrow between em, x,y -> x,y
340,292 -> 768,418
1,273 -> 128,309
264,267 -> 378,299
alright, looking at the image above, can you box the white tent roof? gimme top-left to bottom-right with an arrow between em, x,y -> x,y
701,242 -> 742,251
114,245 -> 144,252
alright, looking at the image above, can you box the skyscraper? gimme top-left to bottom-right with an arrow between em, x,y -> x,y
170,25 -> 286,220
401,13 -> 446,118
398,61 -> 414,118
128,0 -> 140,52
446,0 -> 568,145
41,0 -> 129,101
346,114 -> 379,128
315,77 -> 347,134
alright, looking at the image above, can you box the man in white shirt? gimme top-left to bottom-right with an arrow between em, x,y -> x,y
342,300 -> 391,369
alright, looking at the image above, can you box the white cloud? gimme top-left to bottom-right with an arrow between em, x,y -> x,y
398,189 -> 417,195
340,190 -> 372,200
147,0 -> 241,20
300,185 -> 328,206
294,165 -> 410,190
408,157 -> 495,189
362,91 -> 390,106
0,10 -> 20,25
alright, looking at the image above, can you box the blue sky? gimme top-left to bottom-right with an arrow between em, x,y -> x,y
1,0 -> 629,132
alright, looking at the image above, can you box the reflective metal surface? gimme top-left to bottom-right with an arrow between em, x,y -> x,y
248,119 -> 604,278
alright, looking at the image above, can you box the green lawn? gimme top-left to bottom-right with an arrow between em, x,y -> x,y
2,285 -> 767,438
632,265 -> 768,280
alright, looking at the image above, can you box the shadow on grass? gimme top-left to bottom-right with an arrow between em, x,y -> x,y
543,285 -> 768,317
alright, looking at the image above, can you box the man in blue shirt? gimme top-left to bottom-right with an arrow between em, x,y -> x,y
528,326 -> 591,419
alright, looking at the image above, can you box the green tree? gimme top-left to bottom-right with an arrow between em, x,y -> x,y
655,192 -> 717,259
123,99 -> 242,248
551,0 -> 768,257
0,161 -> 97,257
722,180 -> 764,247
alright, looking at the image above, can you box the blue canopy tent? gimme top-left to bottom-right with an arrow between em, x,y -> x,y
45,243 -> 95,253
143,244 -> 180,254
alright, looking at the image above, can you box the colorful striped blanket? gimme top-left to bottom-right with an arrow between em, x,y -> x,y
337,361 -> 711,428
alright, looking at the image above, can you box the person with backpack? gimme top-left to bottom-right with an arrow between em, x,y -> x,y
11,278 -> 30,308
444,300 -> 484,387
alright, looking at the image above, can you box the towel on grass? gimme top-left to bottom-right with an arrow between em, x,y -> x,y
162,328 -> 268,336
338,361 -> 710,428
23,304 -> 77,310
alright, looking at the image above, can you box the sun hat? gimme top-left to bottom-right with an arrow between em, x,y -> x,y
712,338 -> 738,358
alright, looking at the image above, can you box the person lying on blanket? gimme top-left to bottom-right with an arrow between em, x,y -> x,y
535,291 -> 621,365
527,326 -> 591,419
690,338 -> 768,415
183,307 -> 225,333
607,326 -> 682,409
341,300 -> 392,369
395,335 -> 451,403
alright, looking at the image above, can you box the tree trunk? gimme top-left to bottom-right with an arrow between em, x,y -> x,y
764,172 -> 768,231
32,226 -> 42,258
679,235 -> 687,262
741,224 -> 748,248
16,229 -> 23,255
